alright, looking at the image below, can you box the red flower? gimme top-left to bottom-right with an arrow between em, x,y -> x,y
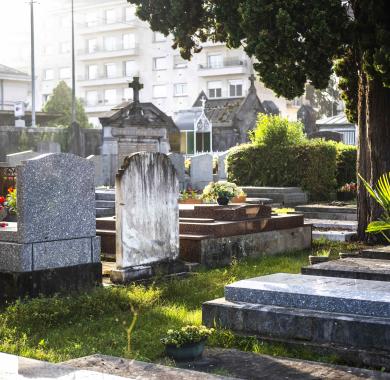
0,222 -> 8,228
0,196 -> 5,204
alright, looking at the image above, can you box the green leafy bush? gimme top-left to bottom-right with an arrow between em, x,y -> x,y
249,114 -> 305,147
160,325 -> 214,347
227,140 -> 337,200
336,144 -> 357,187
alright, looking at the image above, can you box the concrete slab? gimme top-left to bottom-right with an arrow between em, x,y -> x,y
302,258 -> 390,282
305,218 -> 357,231
224,273 -> 390,317
362,246 -> 390,260
312,230 -> 356,242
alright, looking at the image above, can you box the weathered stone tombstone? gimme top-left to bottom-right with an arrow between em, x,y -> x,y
190,153 -> 213,190
36,141 -> 61,154
111,152 -> 180,283
168,153 -> 185,190
0,153 -> 101,301
218,152 -> 229,181
6,150 -> 40,167
87,155 -> 104,187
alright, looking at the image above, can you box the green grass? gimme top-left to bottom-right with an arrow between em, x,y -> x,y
0,240 -> 363,365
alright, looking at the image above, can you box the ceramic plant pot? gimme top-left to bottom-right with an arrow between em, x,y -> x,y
165,340 -> 206,361
217,196 -> 230,206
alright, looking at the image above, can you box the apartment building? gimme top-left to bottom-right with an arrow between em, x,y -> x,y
38,0 -> 300,125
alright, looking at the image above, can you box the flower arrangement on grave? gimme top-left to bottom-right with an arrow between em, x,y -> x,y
6,187 -> 17,215
161,325 -> 214,361
202,181 -> 245,205
337,182 -> 357,201
179,188 -> 202,204
0,195 -> 6,223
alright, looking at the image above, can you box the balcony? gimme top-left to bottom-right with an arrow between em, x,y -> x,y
77,44 -> 139,61
198,58 -> 249,77
78,74 -> 133,87
78,18 -> 138,35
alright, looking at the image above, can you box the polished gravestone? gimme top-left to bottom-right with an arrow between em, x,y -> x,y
203,272 -> 390,367
0,153 -> 101,301
302,258 -> 390,282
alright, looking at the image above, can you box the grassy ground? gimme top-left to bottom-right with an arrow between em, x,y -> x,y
0,240 -> 363,365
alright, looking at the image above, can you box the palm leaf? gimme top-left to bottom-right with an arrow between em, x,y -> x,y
358,173 -> 385,209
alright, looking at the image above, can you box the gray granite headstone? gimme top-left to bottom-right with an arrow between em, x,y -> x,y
115,152 -> 179,271
190,153 -> 213,190
17,153 -> 96,243
168,153 -> 185,189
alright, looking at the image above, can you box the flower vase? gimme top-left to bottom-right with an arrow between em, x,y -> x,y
217,196 -> 230,206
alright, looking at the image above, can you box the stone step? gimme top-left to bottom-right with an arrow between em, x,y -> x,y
296,204 -> 357,214
96,208 -> 115,217
97,229 -> 115,255
95,190 -> 115,201
301,211 -> 357,221
242,186 -> 304,194
302,258 -> 390,282
203,297 -> 390,353
180,217 -> 215,224
96,200 -> 115,209
305,218 -> 357,231
312,230 -> 356,242
361,246 -> 390,260
224,273 -> 390,318
96,217 -> 115,230
241,187 -> 308,206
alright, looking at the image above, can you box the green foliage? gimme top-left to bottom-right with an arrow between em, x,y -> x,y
227,139 -> 337,201
160,325 -> 214,347
202,181 -> 243,201
249,114 -> 305,147
359,172 -> 390,242
335,144 -> 357,187
43,81 -> 91,129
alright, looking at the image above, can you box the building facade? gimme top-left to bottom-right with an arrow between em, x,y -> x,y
37,0 -> 301,126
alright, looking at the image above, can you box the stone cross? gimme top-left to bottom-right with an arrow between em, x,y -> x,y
128,76 -> 143,103
249,74 -> 256,93
200,96 -> 207,110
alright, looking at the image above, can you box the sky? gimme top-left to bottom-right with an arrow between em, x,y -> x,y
0,1 -> 62,70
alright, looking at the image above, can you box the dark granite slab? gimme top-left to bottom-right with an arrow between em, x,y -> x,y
225,273 -> 390,318
361,246 -> 390,260
302,258 -> 390,282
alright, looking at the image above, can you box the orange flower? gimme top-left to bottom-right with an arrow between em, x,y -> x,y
7,187 -> 14,194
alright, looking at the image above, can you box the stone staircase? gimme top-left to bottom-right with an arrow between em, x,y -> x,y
96,189 -> 115,217
295,204 -> 357,242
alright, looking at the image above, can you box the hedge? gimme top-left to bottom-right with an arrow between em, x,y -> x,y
227,139 -> 338,201
336,144 -> 357,188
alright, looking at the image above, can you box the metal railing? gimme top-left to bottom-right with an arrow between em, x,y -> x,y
199,58 -> 247,70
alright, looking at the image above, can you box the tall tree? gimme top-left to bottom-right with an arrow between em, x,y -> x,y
128,0 -> 390,240
43,81 -> 91,129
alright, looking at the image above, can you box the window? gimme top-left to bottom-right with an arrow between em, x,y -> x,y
153,85 -> 167,98
105,9 -> 116,24
60,41 -> 71,54
86,12 -> 98,27
174,83 -> 188,96
87,39 -> 98,53
105,63 -> 117,78
123,33 -> 135,49
154,32 -> 166,42
153,57 -> 167,70
59,67 -> 71,79
174,55 -> 187,69
88,65 -> 98,79
208,81 -> 222,98
86,91 -> 98,106
125,60 -> 137,77
104,89 -> 117,105
123,87 -> 132,100
104,37 -> 117,51
207,54 -> 223,68
125,7 -> 134,21
229,80 -> 243,97
44,69 -> 54,80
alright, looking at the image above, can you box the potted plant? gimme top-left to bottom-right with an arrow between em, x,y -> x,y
179,189 -> 203,204
231,189 -> 247,203
202,181 -> 243,206
161,325 -> 214,361
309,249 -> 331,265
337,182 -> 357,202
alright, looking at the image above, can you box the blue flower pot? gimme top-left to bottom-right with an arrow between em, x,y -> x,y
165,340 -> 206,361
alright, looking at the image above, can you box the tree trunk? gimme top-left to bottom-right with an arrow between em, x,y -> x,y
357,74 -> 390,241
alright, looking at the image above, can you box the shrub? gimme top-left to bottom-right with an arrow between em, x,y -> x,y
227,139 -> 337,200
335,144 -> 357,187
249,114 -> 305,147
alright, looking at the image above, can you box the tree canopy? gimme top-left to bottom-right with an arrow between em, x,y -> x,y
43,81 -> 91,128
128,0 -> 389,122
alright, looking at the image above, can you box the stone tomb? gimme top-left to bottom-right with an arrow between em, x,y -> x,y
190,154 -> 213,190
0,153 -> 101,301
203,273 -> 390,367
111,152 -> 181,284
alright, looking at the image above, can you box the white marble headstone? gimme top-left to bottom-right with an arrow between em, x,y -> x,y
116,152 -> 179,268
